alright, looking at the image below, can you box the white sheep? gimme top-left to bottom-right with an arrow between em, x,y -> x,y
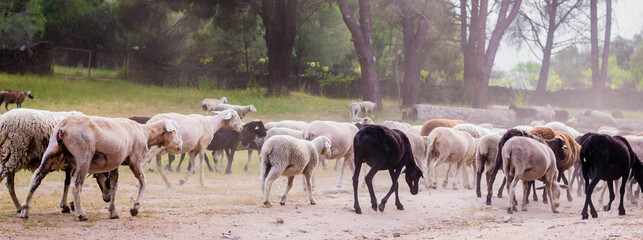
479,123 -> 494,129
453,123 -> 493,138
597,126 -> 619,136
349,101 -> 361,121
513,125 -> 534,132
212,103 -> 257,119
531,105 -> 555,121
0,109 -> 83,213
406,125 -> 423,136
426,127 -> 476,190
260,135 -> 331,207
360,101 -> 376,114
474,133 -> 502,198
404,131 -> 430,188
201,97 -> 228,112
264,120 -> 309,130
382,120 -> 412,131
585,110 -> 618,127
544,121 -> 581,138
303,120 -> 359,188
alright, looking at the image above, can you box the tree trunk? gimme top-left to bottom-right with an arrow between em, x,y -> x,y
533,0 -> 558,104
399,0 -> 429,107
590,0 -> 600,108
337,0 -> 381,108
260,0 -> 298,96
461,0 -> 474,97
600,0 -> 611,90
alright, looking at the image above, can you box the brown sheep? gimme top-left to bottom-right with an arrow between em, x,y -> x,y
420,119 -> 467,136
530,126 -> 557,140
0,89 -> 33,110
554,131 -> 581,202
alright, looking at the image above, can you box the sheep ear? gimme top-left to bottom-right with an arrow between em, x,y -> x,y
324,141 -> 331,148
164,120 -> 178,132
250,105 -> 257,112
223,111 -> 233,120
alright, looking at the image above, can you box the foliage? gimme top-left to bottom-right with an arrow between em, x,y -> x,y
0,0 -> 46,47
630,42 -> 643,90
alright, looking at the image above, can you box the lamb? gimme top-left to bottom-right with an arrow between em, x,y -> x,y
260,135 -> 332,207
264,120 -> 309,130
303,120 -> 359,188
352,124 -> 423,214
509,104 -> 536,124
19,116 -> 183,220
531,105 -> 555,122
420,119 -> 467,136
142,109 -> 243,188
426,127 -> 476,190
128,116 -> 196,172
453,123 -> 492,138
585,110 -> 618,127
0,89 -> 33,110
0,109 -> 83,214
502,136 -> 569,213
201,97 -> 228,112
475,133 -> 502,198
579,134 -> 643,219
382,120 -> 412,132
176,121 -> 267,174
349,101 -> 361,121
544,121 -> 581,138
212,103 -> 257,119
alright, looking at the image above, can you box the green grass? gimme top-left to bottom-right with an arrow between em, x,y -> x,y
0,73 -> 363,121
53,65 -> 124,79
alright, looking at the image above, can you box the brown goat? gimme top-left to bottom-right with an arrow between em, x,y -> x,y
0,89 -> 33,110
420,119 -> 467,136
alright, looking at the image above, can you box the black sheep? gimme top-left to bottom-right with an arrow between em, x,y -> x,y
352,125 -> 423,214
509,104 -> 537,124
579,134 -> 643,219
176,121 -> 267,174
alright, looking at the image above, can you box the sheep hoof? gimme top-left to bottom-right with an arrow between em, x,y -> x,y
148,169 -> 154,172
355,207 -> 362,214
619,210 -> 626,216
552,210 -> 559,214
110,214 -> 120,219
371,204 -> 378,212
70,202 -> 75,211
542,199 -> 548,204
77,215 -> 88,221
581,213 -> 589,220
591,210 -> 598,218
263,201 -> 272,208
378,203 -> 386,212
522,206 -> 527,211
243,166 -> 248,171
130,208 -> 139,217
567,195 -> 573,202
396,204 -> 404,210
507,208 -> 513,214
603,205 -> 610,211
61,205 -> 70,213
178,179 -> 186,185
280,202 -> 285,206
453,187 -> 459,190
310,201 -> 316,205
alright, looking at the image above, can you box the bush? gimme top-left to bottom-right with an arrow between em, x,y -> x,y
320,73 -> 354,98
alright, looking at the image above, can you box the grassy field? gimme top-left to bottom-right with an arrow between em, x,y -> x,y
0,73 -> 388,122
53,65 -> 124,79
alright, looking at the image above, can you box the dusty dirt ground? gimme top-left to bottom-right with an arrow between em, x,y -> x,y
1,155 -> 642,240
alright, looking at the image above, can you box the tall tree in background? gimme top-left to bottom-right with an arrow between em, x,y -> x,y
467,0 -> 523,108
590,0 -> 611,109
396,0 -> 430,107
512,0 -> 582,104
253,0 -> 298,96
337,0 -> 381,108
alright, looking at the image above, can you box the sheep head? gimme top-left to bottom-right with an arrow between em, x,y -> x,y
27,91 -> 33,99
161,119 -> 182,153
222,109 -> 243,132
403,166 -> 423,195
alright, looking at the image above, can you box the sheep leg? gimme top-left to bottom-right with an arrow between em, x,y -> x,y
153,151 -> 173,188
279,176 -> 295,205
60,167 -> 72,213
443,163 -> 452,189
107,168 -> 120,219
353,159 -> 363,214
225,149 -> 235,174
176,153 -> 186,172
498,178 -> 506,198
244,150 -> 253,172
338,153 -> 355,188
559,172 -> 573,202
521,180 -> 529,211
541,182 -> 548,204
203,152 -> 214,172
304,171 -> 316,205
598,181 -> 607,205
461,161 -> 472,190
547,178 -> 558,213
618,174 -> 628,216
333,159 -> 340,171
147,158 -> 154,172
165,154 -> 175,171
582,176 -> 601,219
364,163 -> 381,212
321,158 -> 328,171
476,160 -> 485,198
453,162 -> 462,190
378,168 -> 401,212
179,151 -> 197,186
431,160 -> 440,190
19,151 -> 58,219
4,102 -> 8,111
128,161 -> 146,217
5,172 -> 22,212
199,150 -> 207,187
70,158 -> 90,221
507,172 -> 520,214
603,180 -> 615,212
262,166 -> 283,208
626,176 -> 637,205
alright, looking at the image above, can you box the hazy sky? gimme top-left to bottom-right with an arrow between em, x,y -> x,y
495,0 -> 643,71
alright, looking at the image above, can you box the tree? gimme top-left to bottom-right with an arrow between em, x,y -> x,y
395,0 -> 430,107
0,0 -> 45,47
511,0 -> 582,104
253,0 -> 298,96
590,0 -> 611,109
337,0 -> 381,108
466,0 -> 523,108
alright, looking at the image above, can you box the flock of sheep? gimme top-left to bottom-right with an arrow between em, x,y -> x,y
0,91 -> 642,222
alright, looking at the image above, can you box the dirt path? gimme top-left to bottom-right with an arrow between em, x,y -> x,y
1,161 -> 642,239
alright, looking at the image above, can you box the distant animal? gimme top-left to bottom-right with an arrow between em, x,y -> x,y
352,125 -> 423,214
509,104 -> 537,124
201,97 -> 228,112
420,119 -> 467,136
0,89 -> 33,110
